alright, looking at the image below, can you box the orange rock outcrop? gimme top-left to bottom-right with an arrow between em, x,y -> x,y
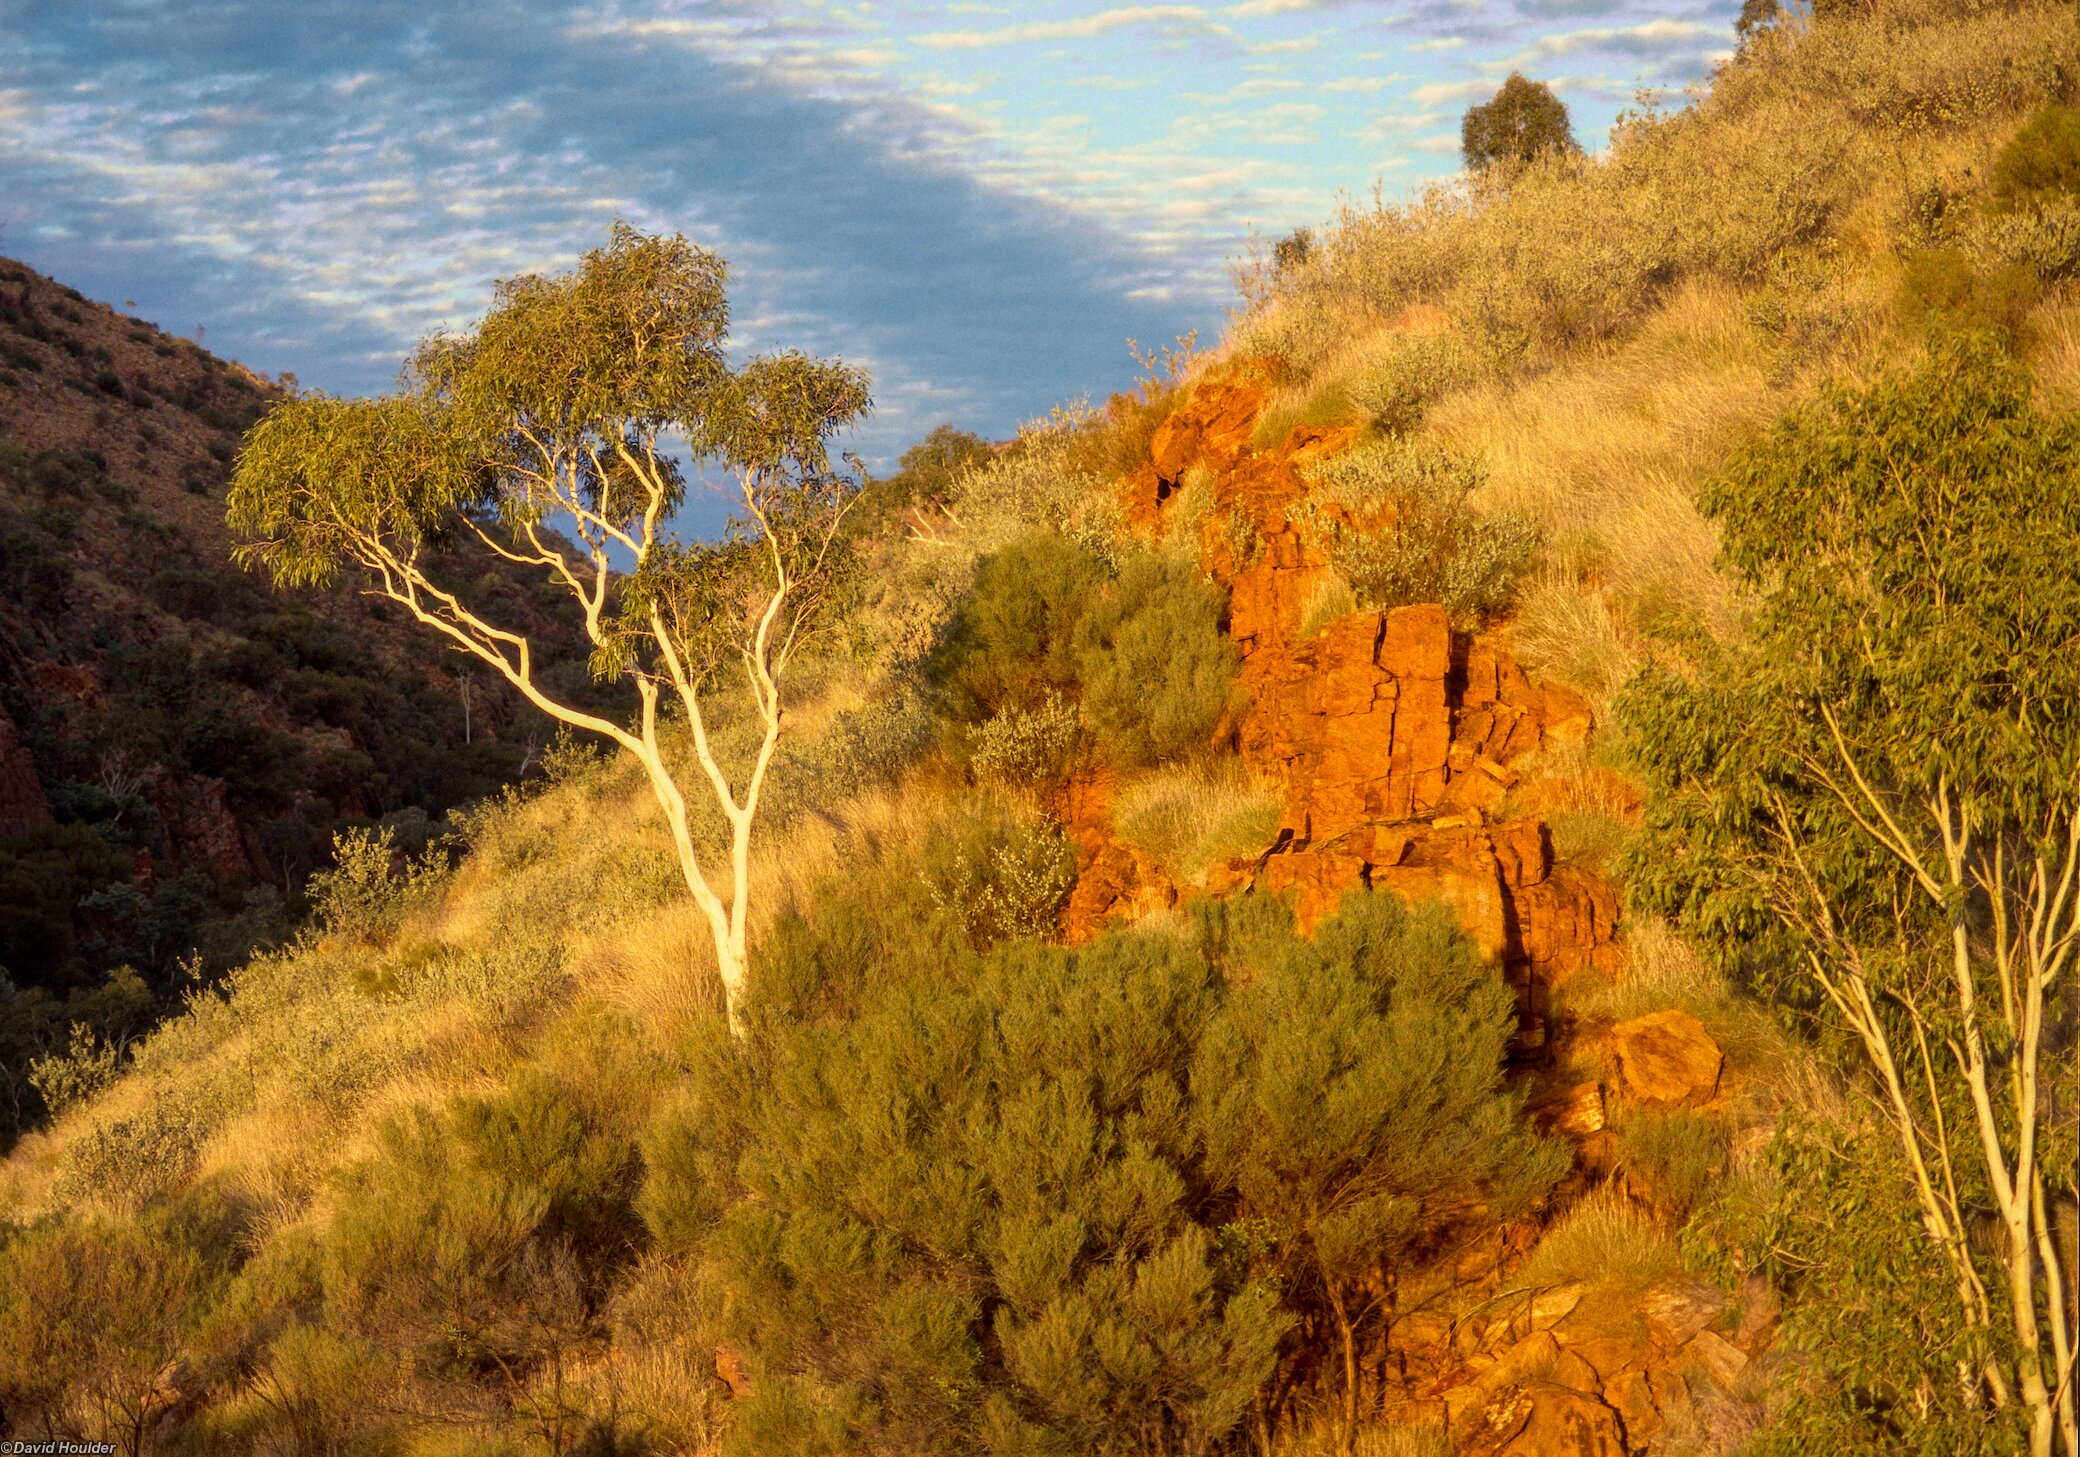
1100,367 -> 1625,1006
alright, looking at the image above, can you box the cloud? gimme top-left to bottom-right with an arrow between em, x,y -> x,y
1509,17 -> 1721,62
916,6 -> 1216,51
1,2 -> 1223,468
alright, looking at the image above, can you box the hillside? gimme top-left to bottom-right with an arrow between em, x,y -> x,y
0,263 -> 611,1137
2,2 -> 2077,1456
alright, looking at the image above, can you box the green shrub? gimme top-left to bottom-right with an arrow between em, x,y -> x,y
1989,102 -> 2080,212
321,1075 -> 635,1396
1347,331 -> 1475,435
967,691 -> 1082,789
0,1219 -> 200,1446
1300,443 -> 1537,626
935,536 -> 1239,773
642,888 -> 1557,1457
932,534 -> 1098,726
1074,550 -> 1239,769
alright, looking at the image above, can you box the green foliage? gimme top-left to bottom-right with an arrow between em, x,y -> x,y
935,535 -> 1239,775
1686,1118 -> 2025,1454
919,795 -> 1079,950
967,692 -> 1082,789
0,823 -> 130,981
933,535 -> 1100,729
1620,336 -> 2080,1445
859,424 -> 994,528
637,887 -> 1552,1456
1299,443 -> 1537,627
305,825 -> 411,943
1622,336 -> 2080,970
1989,102 -> 2080,213
1346,332 -> 1475,436
322,1071 -> 638,1383
1075,551 -> 1238,769
1196,894 -> 1565,1421
1460,73 -> 1579,172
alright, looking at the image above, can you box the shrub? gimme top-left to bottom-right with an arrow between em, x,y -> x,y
637,885 -> 1560,1455
1897,246 -> 2038,338
932,534 -> 1098,726
1346,330 -> 1475,435
966,690 -> 1081,789
1074,550 -> 1239,769
0,1219 -> 200,1447
1989,102 -> 2080,212
917,795 -> 1078,949
1196,893 -> 1566,1446
935,537 -> 1239,773
1299,443 -> 1537,626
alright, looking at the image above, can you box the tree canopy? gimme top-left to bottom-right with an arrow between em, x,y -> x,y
1460,73 -> 1579,171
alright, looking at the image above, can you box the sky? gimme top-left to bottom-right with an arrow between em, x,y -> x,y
0,1 -> 1741,469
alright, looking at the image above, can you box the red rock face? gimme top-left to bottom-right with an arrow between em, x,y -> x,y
153,774 -> 252,881
1113,367 -> 1622,1001
1057,767 -> 1177,946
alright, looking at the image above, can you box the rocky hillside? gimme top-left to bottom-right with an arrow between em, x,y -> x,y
0,261 -> 605,1135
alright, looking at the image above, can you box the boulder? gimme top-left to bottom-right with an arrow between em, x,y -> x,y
1602,1368 -> 1662,1444
1609,1011 -> 1724,1106
1642,1277 -> 1727,1349
1462,1383 -> 1628,1457
1684,1328 -> 1750,1391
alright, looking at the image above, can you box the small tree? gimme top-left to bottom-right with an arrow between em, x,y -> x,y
1460,73 -> 1579,172
228,226 -> 871,1033
1624,337 -> 2079,1457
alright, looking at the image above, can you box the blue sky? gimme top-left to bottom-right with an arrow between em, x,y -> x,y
1,1 -> 1739,466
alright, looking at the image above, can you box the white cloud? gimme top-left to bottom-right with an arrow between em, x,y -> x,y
916,6 -> 1213,51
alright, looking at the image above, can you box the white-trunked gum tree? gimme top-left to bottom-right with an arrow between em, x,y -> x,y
228,225 -> 872,1035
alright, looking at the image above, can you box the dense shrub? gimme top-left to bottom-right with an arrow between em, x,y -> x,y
1989,102 -> 2080,211
934,535 -> 1238,776
917,794 -> 1078,950
641,888 -> 1555,1457
0,1218 -> 201,1448
1896,246 -> 2038,338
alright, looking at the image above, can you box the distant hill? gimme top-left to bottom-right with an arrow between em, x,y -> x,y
0,259 -> 605,1131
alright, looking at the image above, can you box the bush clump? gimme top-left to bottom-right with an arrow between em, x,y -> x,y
934,534 -> 1239,778
1299,443 -> 1537,626
638,889 -> 1557,1457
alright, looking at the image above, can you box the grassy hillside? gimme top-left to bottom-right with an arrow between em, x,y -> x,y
2,2 -> 2076,1454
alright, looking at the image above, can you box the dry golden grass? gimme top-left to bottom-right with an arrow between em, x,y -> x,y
1112,761 -> 1284,884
